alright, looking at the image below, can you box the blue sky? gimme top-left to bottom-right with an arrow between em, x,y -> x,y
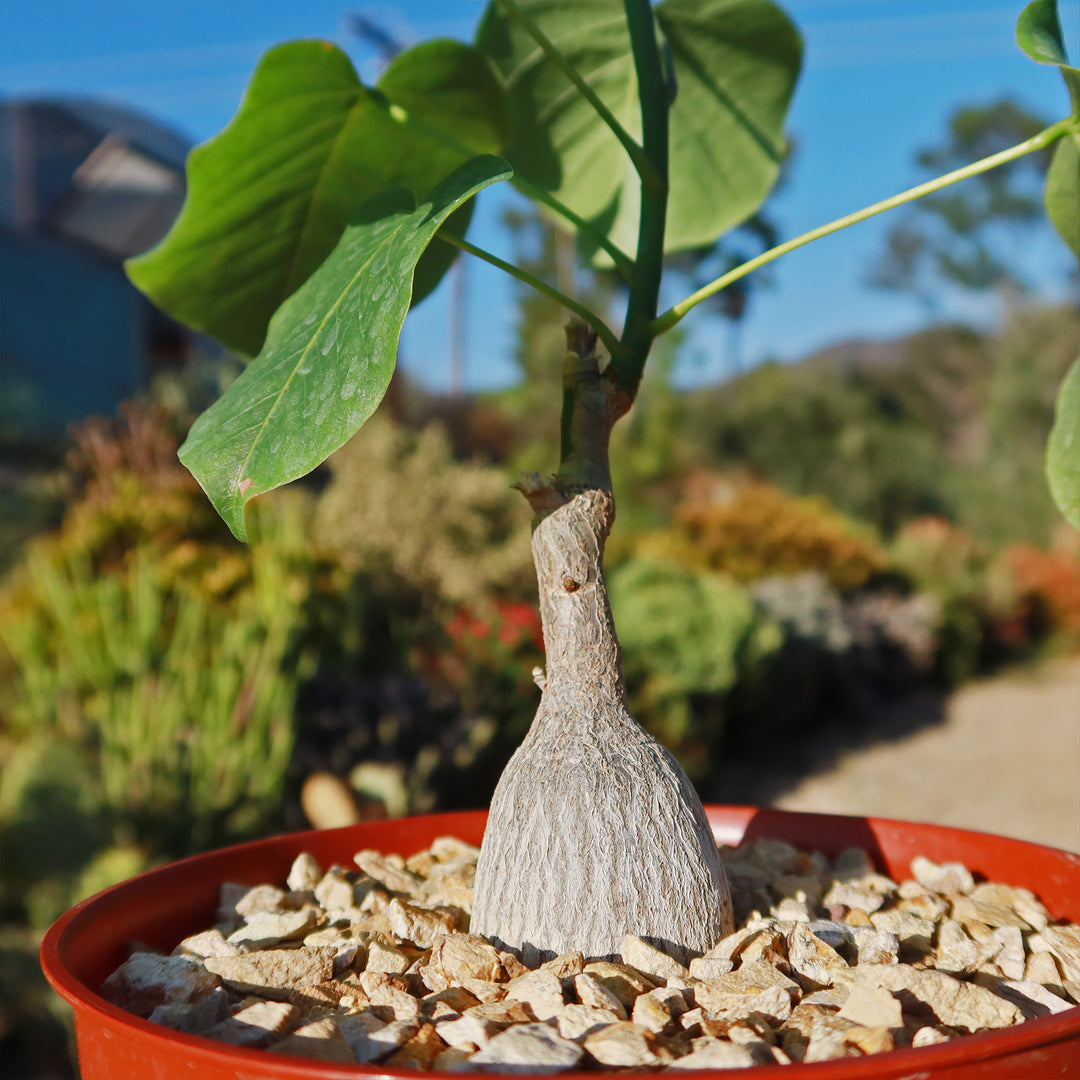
3,0 -> 1078,393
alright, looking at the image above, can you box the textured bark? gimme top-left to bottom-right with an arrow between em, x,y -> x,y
471,485 -> 734,966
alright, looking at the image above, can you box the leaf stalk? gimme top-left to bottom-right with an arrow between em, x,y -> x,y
435,230 -> 625,360
651,117 -> 1078,335
511,176 -> 637,280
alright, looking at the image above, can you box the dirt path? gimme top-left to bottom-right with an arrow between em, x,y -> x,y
770,656 -> 1080,853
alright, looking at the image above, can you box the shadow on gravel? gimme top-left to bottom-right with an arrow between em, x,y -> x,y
701,687 -> 948,809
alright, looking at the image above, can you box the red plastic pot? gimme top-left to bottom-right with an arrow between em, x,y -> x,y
41,807 -> 1080,1079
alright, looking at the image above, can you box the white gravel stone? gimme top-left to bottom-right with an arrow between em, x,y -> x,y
173,929 -> 241,960
619,934 -> 689,981
910,856 -> 974,896
992,925 -> 1026,981
503,969 -> 566,1020
836,983 -> 902,1028
869,908 -> 935,956
385,898 -> 455,948
468,1022 -> 584,1072
854,927 -> 900,965
974,974 -> 1078,1020
669,1036 -> 758,1068
582,1021 -> 661,1067
147,987 -> 231,1034
228,909 -> 321,949
787,922 -> 853,989
354,850 -> 425,897
271,1017 -> 357,1063
574,973 -> 628,1018
100,952 -> 221,1018
204,947 -> 335,995
424,934 -> 503,990
207,999 -> 300,1048
687,955 -> 734,980
287,852 -> 323,892
554,1003 -> 624,1041
912,1025 -> 953,1047
437,1012 -> 503,1049
854,963 -> 1022,1032
337,1014 -> 420,1063
1030,926 -> 1080,982
365,939 -> 413,975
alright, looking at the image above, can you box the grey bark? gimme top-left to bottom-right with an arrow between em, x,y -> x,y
471,484 -> 734,966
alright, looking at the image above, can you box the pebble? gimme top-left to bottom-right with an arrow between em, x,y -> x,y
204,946 -> 334,995
468,1022 -> 584,1072
668,1037 -> 758,1068
619,934 -> 688,981
573,973 -> 628,1017
102,834 -> 1080,1071
339,1014 -> 419,1062
554,1003 -> 623,1041
836,983 -> 902,1028
271,1017 -> 357,1063
227,908 -> 321,949
582,1021 -> 662,1066
99,953 -> 221,1017
207,999 -> 300,1048
503,969 -> 566,1020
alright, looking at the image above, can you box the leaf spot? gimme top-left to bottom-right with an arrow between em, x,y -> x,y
238,477 -> 255,496
320,319 -> 340,355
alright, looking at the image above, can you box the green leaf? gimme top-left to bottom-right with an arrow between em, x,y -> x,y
1046,135 -> 1080,258
128,39 -> 507,356
476,0 -> 801,259
177,156 -> 512,541
1046,356 -> 1080,529
1016,0 -> 1080,114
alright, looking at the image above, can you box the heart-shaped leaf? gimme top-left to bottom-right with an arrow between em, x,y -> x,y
128,39 -> 508,356
476,0 -> 801,259
1016,0 -> 1080,115
1046,134 -> 1080,258
178,155 -> 512,541
1046,356 -> 1080,529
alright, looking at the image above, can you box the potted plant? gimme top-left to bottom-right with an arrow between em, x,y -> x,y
42,0 -> 1079,1074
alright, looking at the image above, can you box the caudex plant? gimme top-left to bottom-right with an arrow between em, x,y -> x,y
128,0 -> 1080,967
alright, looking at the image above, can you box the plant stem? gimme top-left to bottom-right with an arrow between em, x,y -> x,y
651,118 -> 1077,335
435,230 -> 625,360
609,0 -> 669,403
495,0 -> 663,193
512,176 -> 637,280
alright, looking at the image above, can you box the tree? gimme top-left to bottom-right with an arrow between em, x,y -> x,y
868,97 -> 1057,305
125,0 -> 1079,964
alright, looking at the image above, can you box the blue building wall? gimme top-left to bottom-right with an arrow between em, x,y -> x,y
1,228 -> 144,437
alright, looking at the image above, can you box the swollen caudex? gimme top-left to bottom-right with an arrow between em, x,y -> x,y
471,489 -> 733,966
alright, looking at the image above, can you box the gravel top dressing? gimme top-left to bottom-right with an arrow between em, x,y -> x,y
100,834 -> 1080,1071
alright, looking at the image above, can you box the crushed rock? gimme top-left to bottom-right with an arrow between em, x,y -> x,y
102,839 -> 1079,1070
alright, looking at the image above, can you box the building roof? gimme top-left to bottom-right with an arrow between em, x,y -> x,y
0,96 -> 191,260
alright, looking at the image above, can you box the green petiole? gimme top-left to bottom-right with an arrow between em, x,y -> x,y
435,230 -> 626,361
651,117 -> 1077,336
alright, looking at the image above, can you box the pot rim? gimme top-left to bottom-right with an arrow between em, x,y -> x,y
40,806 -> 1080,1079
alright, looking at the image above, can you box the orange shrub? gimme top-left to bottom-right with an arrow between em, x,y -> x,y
1002,543 -> 1080,639
639,478 -> 887,592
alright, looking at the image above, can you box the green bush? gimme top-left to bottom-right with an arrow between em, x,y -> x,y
0,502 -> 313,924
608,557 -> 782,778
315,414 -> 533,605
